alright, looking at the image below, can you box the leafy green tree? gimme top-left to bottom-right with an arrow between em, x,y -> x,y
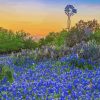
45,32 -> 57,45
53,29 -> 68,47
38,38 -> 46,47
0,27 -> 38,53
23,37 -> 38,49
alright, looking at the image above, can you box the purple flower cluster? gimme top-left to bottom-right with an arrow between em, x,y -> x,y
0,54 -> 100,100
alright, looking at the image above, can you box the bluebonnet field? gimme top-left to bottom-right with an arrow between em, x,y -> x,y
0,8 -> 100,99
0,51 -> 100,100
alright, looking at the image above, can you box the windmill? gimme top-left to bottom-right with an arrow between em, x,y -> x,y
64,5 -> 77,31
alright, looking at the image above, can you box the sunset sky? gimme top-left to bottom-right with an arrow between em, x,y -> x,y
0,0 -> 100,37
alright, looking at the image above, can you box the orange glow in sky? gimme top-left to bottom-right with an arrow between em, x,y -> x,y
0,0 -> 100,37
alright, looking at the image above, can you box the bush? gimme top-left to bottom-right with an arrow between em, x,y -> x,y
70,40 -> 100,64
37,30 -> 68,49
65,28 -> 88,47
0,64 -> 14,83
65,20 -> 100,47
0,28 -> 24,53
0,28 -> 37,53
89,29 -> 100,44
79,40 -> 100,64
23,38 -> 38,49
53,29 -> 68,48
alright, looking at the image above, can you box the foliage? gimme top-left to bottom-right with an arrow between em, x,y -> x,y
28,63 -> 37,71
52,60 -> 67,67
77,40 -> 100,64
38,32 -> 57,48
38,38 -> 46,47
75,19 -> 99,33
12,53 -> 34,67
0,19 -> 99,54
65,28 -> 88,47
53,29 -> 68,48
23,37 -> 38,49
0,28 -> 37,53
68,55 -> 94,70
0,28 -> 24,53
65,20 -> 100,47
0,64 -> 14,83
38,29 -> 68,50
45,32 -> 57,45
89,29 -> 100,44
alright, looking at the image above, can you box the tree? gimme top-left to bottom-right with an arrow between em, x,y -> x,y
45,32 -> 56,45
38,38 -> 46,47
64,5 -> 77,31
76,19 -> 100,34
65,20 -> 100,47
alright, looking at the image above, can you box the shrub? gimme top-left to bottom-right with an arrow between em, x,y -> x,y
0,28 -> 24,53
0,64 -> 14,83
70,40 -> 100,65
37,30 -> 68,49
0,28 -> 37,53
78,40 -> 100,63
89,29 -> 100,44
53,29 -> 68,48
23,37 -> 38,49
65,20 -> 100,47
65,29 -> 88,47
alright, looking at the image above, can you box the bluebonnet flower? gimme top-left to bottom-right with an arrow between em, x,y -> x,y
0,52 -> 100,99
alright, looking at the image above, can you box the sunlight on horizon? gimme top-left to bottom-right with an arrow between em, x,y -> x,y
0,0 -> 100,37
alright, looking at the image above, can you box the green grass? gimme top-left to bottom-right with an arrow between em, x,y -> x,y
0,65 -> 14,83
